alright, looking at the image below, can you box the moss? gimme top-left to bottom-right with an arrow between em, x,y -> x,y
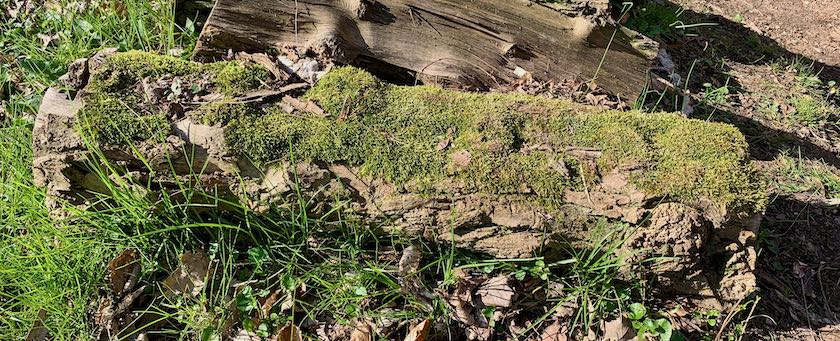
81,54 -> 765,214
206,62 -> 270,95
88,51 -> 268,96
192,101 -> 260,126
77,93 -> 169,144
223,67 -> 764,214
78,51 -> 272,145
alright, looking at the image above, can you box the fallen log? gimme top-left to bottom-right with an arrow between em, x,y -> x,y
192,0 -> 656,98
34,51 -> 763,309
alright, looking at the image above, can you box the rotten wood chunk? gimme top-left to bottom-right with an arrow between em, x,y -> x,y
34,52 -> 762,311
193,0 -> 656,98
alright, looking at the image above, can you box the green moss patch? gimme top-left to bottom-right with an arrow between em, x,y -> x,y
77,51 -> 269,145
78,52 -> 765,215
220,67 -> 764,215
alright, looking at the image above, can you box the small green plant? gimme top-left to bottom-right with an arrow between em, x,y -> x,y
614,0 -> 713,42
702,81 -> 731,106
693,308 -> 721,327
627,302 -> 673,341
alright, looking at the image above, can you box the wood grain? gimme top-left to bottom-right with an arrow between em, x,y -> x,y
194,0 -> 655,97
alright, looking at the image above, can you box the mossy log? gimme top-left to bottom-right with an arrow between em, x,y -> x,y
193,0 -> 656,98
34,52 -> 763,309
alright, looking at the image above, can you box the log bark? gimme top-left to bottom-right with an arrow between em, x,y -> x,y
34,51 -> 760,310
193,0 -> 656,98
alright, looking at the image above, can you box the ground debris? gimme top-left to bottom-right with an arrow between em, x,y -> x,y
162,249 -> 211,299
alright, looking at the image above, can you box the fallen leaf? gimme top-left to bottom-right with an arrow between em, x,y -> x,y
476,276 -> 515,308
282,95 -> 327,117
436,128 -> 455,151
792,261 -> 812,279
270,323 -> 303,341
163,249 -> 210,299
350,322 -> 373,341
404,319 -> 431,341
107,249 -> 141,294
24,309 -> 48,341
602,316 -> 633,341
451,150 -> 472,168
233,329 -> 261,341
399,246 -> 422,276
539,320 -> 567,341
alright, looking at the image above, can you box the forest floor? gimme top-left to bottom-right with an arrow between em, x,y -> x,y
1,0 -> 839,340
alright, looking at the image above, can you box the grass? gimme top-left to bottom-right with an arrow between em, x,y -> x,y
770,150 -> 840,199
0,0 -> 199,337
751,59 -> 840,128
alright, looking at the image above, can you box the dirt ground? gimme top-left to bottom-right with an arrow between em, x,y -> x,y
660,0 -> 840,339
676,0 -> 840,69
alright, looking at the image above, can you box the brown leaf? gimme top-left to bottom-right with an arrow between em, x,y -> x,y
350,322 -> 373,341
24,309 -> 48,341
398,246 -> 422,276
476,276 -> 515,308
282,95 -> 327,117
602,316 -> 633,341
107,249 -> 141,294
163,250 -> 210,299
233,329 -> 261,341
451,150 -> 472,168
269,323 -> 303,341
436,128 -> 455,151
539,320 -> 568,341
404,319 -> 431,341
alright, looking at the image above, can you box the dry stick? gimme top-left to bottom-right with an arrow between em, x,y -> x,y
714,296 -> 745,341
735,297 -> 761,341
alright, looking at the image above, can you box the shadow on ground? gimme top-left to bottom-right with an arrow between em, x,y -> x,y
650,2 -> 840,337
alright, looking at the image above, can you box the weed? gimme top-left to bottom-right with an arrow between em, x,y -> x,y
771,150 -> 840,199
627,302 -> 673,341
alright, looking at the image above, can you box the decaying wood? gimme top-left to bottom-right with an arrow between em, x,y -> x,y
33,51 -> 758,311
193,0 -> 656,97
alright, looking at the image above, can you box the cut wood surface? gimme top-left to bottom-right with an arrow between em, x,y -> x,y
34,51 -> 761,310
193,0 -> 656,97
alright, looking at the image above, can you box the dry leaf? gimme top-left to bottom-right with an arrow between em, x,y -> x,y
476,276 -> 514,308
107,249 -> 141,294
163,249 -> 210,299
602,317 -> 633,341
451,150 -> 472,168
24,309 -> 48,341
436,128 -> 455,151
398,246 -> 422,276
270,323 -> 303,341
350,322 -> 373,341
539,320 -> 568,341
233,329 -> 261,341
282,95 -> 327,117
404,319 -> 431,341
